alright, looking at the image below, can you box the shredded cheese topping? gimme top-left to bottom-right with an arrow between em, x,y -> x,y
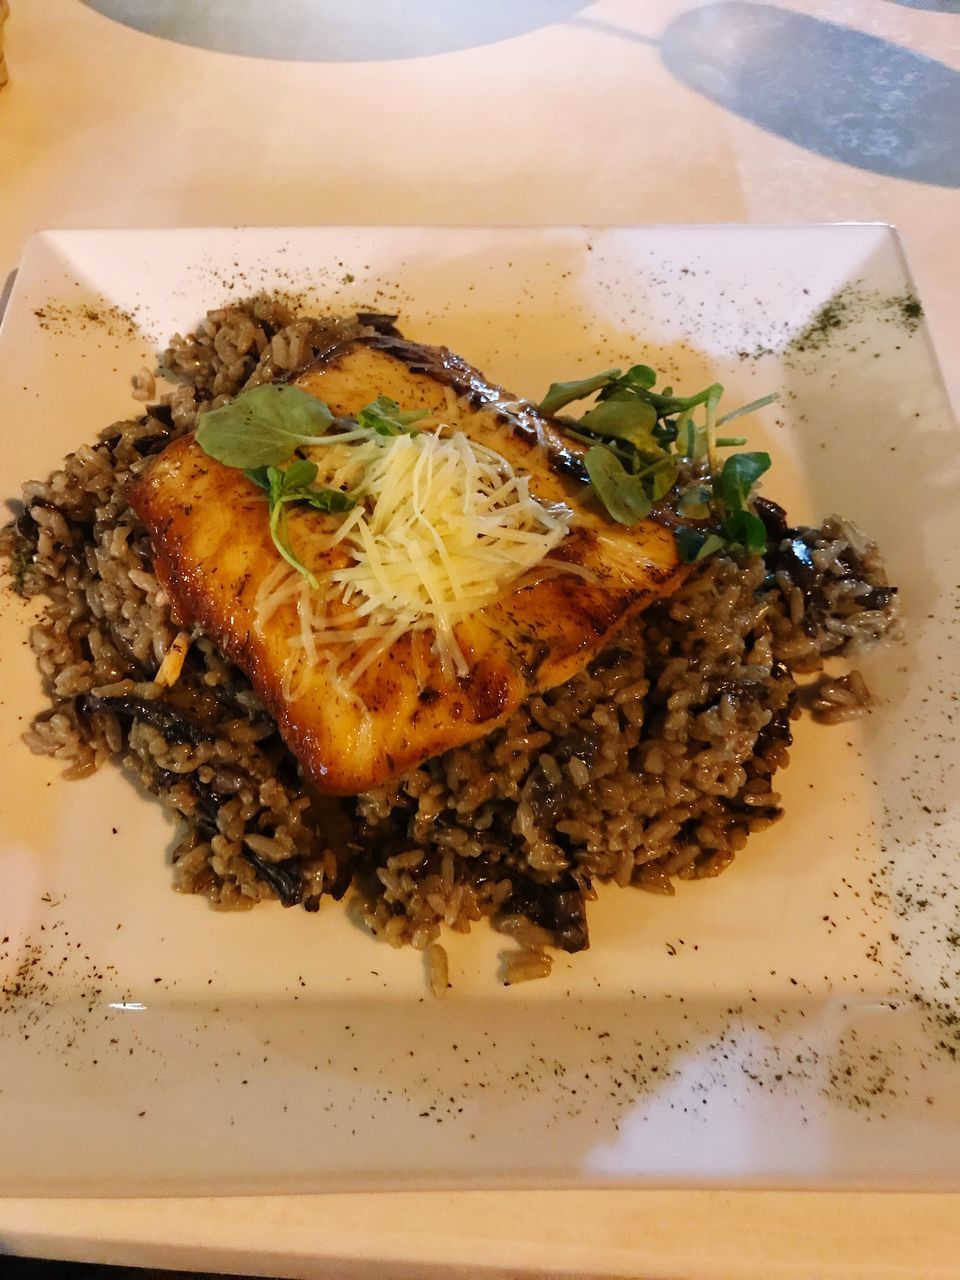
255,424 -> 574,696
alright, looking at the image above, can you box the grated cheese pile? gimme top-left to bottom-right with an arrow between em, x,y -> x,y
255,424 -> 573,696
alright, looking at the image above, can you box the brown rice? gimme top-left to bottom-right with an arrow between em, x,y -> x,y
1,299 -> 900,984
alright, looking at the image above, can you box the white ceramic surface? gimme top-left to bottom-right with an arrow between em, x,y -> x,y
0,225 -> 957,1197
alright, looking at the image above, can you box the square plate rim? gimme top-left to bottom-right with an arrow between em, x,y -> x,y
1,221 -> 958,1196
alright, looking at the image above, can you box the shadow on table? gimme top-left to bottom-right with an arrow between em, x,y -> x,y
884,0 -> 960,11
573,2 -> 960,187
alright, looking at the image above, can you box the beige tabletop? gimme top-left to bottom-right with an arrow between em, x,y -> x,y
1,1 -> 959,1276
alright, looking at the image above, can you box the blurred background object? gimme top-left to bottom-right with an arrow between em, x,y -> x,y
0,0 -> 8,87
80,0 -> 588,61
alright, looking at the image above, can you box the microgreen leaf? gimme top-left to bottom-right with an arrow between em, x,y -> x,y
717,451 -> 771,516
675,527 -> 728,563
623,364 -> 657,391
583,446 -> 654,526
542,356 -> 777,558
595,363 -> 658,399
357,394 -> 427,437
709,452 -> 772,555
243,460 -> 356,588
243,466 -> 271,492
579,397 -> 659,452
642,455 -> 681,501
282,458 -> 321,490
196,384 -> 335,469
724,508 -> 768,554
538,369 -> 621,417
298,487 -> 356,514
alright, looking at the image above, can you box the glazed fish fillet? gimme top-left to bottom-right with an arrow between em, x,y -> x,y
129,334 -> 686,794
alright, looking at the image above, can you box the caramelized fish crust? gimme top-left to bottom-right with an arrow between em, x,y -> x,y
129,336 -> 687,794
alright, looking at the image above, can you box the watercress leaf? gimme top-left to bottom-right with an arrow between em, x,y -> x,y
299,487 -> 356,514
584,445 -> 654,526
247,461 -> 353,586
277,460 -> 356,511
356,395 -> 400,435
718,451 -> 771,514
538,369 -> 621,417
724,508 -> 768,554
696,532 -> 728,561
645,456 -> 680,501
579,398 -> 659,452
597,369 -> 658,401
357,394 -> 426,436
280,458 -> 320,492
675,526 -> 727,563
266,465 -> 285,506
623,363 -> 657,391
243,466 -> 272,492
196,384 -> 335,469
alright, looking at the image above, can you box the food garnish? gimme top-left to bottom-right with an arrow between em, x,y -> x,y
194,359 -> 779,598
195,382 -> 338,467
539,365 -> 778,559
244,462 -> 355,588
194,384 -> 575,670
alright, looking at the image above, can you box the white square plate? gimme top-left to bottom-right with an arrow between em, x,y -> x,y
1,226 -> 957,1196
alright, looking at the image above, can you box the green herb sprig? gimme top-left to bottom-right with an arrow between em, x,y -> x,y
194,383 -> 388,585
538,366 -> 777,562
196,384 -> 338,468
244,461 -> 355,588
356,394 -> 428,436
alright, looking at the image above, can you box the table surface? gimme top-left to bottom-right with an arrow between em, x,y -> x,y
1,1 -> 958,1276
